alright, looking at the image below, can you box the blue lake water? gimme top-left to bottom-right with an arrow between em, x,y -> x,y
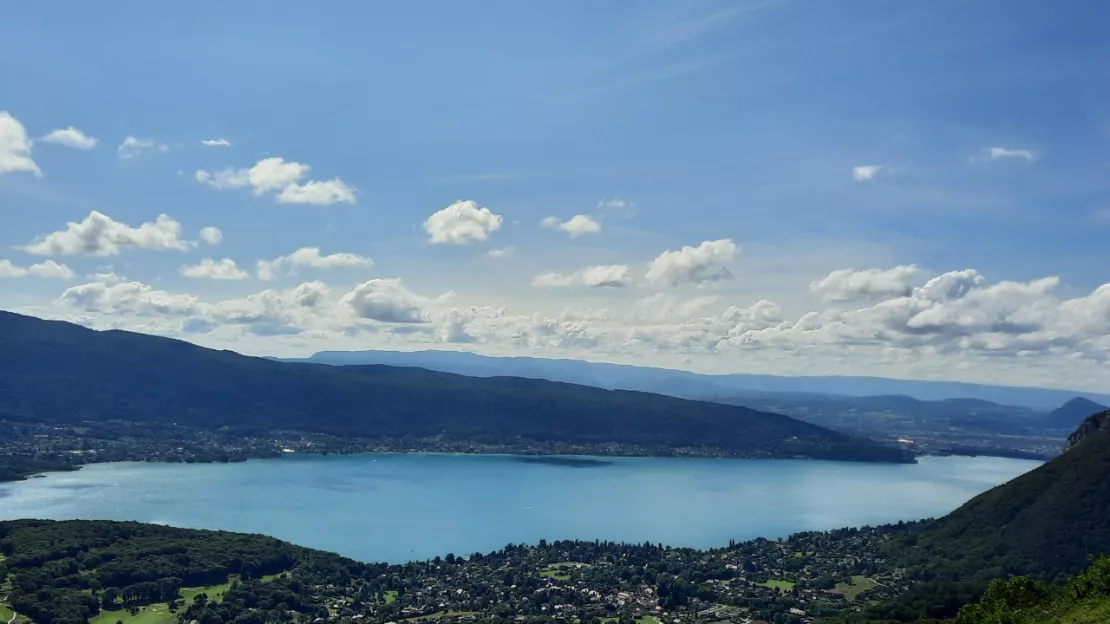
0,453 -> 1040,563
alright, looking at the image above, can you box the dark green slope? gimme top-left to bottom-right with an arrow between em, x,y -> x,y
0,519 -> 369,624
0,311 -> 908,462
903,417 -> 1110,584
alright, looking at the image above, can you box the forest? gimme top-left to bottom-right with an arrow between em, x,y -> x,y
0,311 -> 909,463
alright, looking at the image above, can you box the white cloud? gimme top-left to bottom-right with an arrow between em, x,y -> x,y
60,281 -> 201,316
542,214 -> 601,238
533,264 -> 632,288
0,111 -> 41,176
983,146 -> 1037,162
646,239 -> 738,286
117,136 -> 168,159
277,179 -> 357,205
179,258 -> 250,280
342,278 -> 429,323
486,247 -> 514,259
852,165 -> 883,181
810,265 -> 924,301
424,200 -> 503,244
42,127 -> 98,150
195,168 -> 250,189
596,198 -> 636,219
196,157 -> 355,205
42,262 -> 1110,388
256,247 -> 373,281
199,226 -> 223,245
201,138 -> 231,147
247,157 -> 310,193
87,271 -> 125,283
0,259 -> 74,280
22,211 -> 200,256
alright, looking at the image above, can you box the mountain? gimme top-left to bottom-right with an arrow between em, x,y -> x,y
710,393 -> 1044,435
834,416 -> 1110,623
1047,397 -> 1109,432
0,311 -> 908,462
1066,410 -> 1110,451
902,416 -> 1110,585
293,349 -> 1110,409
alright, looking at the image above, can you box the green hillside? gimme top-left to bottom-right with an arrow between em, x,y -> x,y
954,555 -> 1110,624
902,417 -> 1110,585
0,310 -> 909,463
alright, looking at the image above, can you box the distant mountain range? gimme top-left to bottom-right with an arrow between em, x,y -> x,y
0,311 -> 909,463
290,349 -> 1110,410
1048,397 -> 1109,432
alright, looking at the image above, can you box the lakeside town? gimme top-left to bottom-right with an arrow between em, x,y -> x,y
304,528 -> 916,624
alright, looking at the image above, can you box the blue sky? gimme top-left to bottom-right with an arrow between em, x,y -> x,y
2,0 -> 1108,389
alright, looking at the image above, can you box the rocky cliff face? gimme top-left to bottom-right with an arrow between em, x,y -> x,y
1065,410 -> 1110,451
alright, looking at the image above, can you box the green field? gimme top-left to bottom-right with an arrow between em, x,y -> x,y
402,610 -> 479,621
758,579 -> 796,591
1,604 -> 15,624
832,576 -> 877,601
89,572 -> 288,624
540,563 -> 584,581
635,616 -> 661,624
382,590 -> 399,604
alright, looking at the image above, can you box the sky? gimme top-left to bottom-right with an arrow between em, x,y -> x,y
2,0 -> 1109,390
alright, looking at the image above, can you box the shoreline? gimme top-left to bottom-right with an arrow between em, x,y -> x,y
2,448 -> 1049,486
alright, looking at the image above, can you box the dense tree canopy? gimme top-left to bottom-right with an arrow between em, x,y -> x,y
0,311 -> 909,463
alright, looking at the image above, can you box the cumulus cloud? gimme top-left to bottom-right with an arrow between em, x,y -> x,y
22,211 -> 199,256
277,179 -> 357,205
201,138 -> 231,147
486,247 -> 513,259
195,157 -> 355,205
199,226 -> 223,245
541,214 -> 601,238
423,200 -> 503,244
646,239 -> 738,286
87,271 -> 125,283
0,111 -> 41,176
533,264 -> 631,288
342,278 -> 430,323
117,136 -> 168,159
42,127 -> 98,150
60,281 -> 201,317
179,258 -> 250,280
852,165 -> 883,181
982,146 -> 1037,162
810,265 -> 924,301
256,247 -> 373,281
0,259 -> 74,280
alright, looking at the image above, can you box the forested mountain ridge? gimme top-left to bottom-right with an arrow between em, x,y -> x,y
832,418 -> 1110,623
0,311 -> 909,463
1046,397 -> 1108,432
903,418 -> 1110,585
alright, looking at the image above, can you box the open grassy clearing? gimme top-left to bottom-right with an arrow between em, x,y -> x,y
635,616 -> 661,624
381,590 -> 398,604
758,579 -> 795,591
402,610 -> 479,621
89,572 -> 289,624
0,604 -> 14,624
831,575 -> 877,601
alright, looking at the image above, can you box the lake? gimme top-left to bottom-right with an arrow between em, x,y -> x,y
0,453 -> 1039,563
